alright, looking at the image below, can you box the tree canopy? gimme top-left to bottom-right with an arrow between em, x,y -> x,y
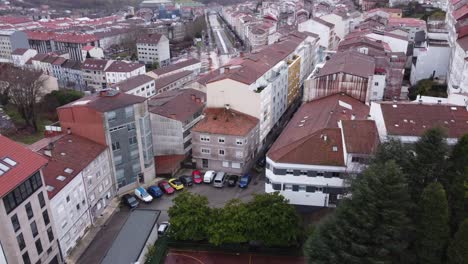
447,219 -> 468,264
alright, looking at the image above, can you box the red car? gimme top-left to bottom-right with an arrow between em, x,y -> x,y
158,181 -> 175,194
192,170 -> 203,184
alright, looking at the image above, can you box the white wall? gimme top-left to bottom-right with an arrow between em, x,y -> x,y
299,19 -> 331,49
366,32 -> 408,53
410,44 -> 451,84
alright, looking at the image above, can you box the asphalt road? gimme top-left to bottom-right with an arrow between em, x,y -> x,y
77,170 -> 266,264
208,14 -> 235,55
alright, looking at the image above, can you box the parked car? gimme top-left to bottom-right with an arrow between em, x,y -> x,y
158,181 -> 175,194
213,171 -> 227,188
135,187 -> 153,203
227,175 -> 238,187
203,170 -> 216,183
158,221 -> 170,235
168,178 -> 184,190
239,174 -> 252,188
121,194 -> 139,209
179,175 -> 193,186
192,170 -> 203,184
147,185 -> 163,198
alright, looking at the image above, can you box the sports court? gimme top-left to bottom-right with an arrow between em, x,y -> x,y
165,249 -> 306,264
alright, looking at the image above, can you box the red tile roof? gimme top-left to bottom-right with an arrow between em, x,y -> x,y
155,70 -> 193,91
0,135 -> 48,197
137,33 -> 163,45
151,58 -> 200,76
26,30 -> 56,41
342,120 -> 379,154
148,88 -> 205,122
37,134 -> 106,198
105,61 -> 144,73
268,94 -> 370,165
82,58 -> 108,71
318,50 -> 375,78
457,35 -> 468,51
388,17 -> 426,28
192,108 -> 259,136
113,74 -> 155,92
54,32 -> 97,44
453,4 -> 468,21
11,48 -> 30,56
380,103 -> 468,138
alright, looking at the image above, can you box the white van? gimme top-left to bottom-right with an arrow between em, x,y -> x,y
213,172 -> 226,188
203,170 -> 216,183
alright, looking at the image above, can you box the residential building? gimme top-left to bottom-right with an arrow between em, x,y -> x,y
136,33 -> 170,66
0,30 -> 29,63
192,108 -> 260,175
386,17 -> 427,42
370,101 -> 468,145
298,17 -> 339,51
149,88 -> 205,156
205,32 -> 318,144
30,134 -> 114,257
114,74 -> 157,98
0,135 -> 62,264
57,90 -> 155,193
60,60 -> 85,91
265,94 -> 379,207
81,59 -> 110,90
104,61 -> 146,86
147,58 -> 201,78
153,70 -> 195,95
12,48 -> 37,67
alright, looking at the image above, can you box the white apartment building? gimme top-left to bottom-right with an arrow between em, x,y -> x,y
298,18 -> 339,51
12,48 -> 37,67
30,134 -> 115,257
0,30 -> 29,63
265,94 -> 379,207
105,61 -> 146,85
205,32 -> 318,144
136,33 -> 170,66
115,74 -> 157,98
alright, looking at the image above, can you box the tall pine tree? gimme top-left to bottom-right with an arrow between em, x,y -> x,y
447,219 -> 468,264
415,182 -> 450,264
304,161 -> 411,264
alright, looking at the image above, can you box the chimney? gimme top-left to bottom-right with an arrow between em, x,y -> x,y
44,150 -> 52,157
351,114 -> 356,120
191,94 -> 196,101
67,128 -> 71,135
224,67 -> 230,73
225,104 -> 230,110
323,135 -> 327,141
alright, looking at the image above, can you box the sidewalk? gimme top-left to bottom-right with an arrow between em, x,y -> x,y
65,198 -> 121,264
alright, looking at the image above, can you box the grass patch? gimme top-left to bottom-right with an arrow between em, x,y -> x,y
4,104 -> 53,144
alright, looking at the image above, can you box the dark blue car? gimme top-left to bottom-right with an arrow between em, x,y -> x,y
147,186 -> 163,198
239,174 -> 251,188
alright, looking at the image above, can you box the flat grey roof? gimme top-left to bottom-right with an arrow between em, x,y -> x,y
101,209 -> 160,264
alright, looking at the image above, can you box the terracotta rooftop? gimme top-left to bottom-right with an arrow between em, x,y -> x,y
37,134 -> 106,198
151,58 -> 200,76
59,90 -> 147,113
342,120 -> 379,154
105,61 -> 144,73
82,58 -> 109,71
457,35 -> 468,51
148,88 -> 205,122
137,33 -> 163,45
192,108 -> 259,136
380,103 -> 468,139
114,74 -> 155,92
155,70 -> 193,91
317,50 -> 375,78
268,94 -> 370,165
0,135 -> 48,198
11,48 -> 30,56
388,17 -> 426,28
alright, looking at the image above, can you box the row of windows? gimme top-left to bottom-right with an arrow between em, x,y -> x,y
3,172 -> 43,214
199,135 -> 246,145
18,226 -> 54,264
270,167 -> 342,178
200,148 -> 244,158
268,181 -> 344,194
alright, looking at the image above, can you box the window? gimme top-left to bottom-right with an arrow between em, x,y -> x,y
351,156 -> 361,162
35,239 -> 43,255
272,183 -> 281,191
132,163 -> 141,174
127,122 -> 136,131
236,139 -> 243,145
30,221 -> 38,237
292,185 -> 299,192
37,192 -> 46,208
66,196 -> 70,203
232,162 -> 241,169
332,172 -> 340,177
76,203 -> 81,210
125,106 -> 134,118
25,202 -> 33,219
306,186 -> 316,193
22,252 -> 31,264
374,82 -> 379,86
202,159 -> 208,168
107,111 -> 116,122
129,136 -> 137,145
130,149 -> 139,159
222,161 -> 229,167
219,149 -> 225,155
200,135 -> 210,142
3,172 -> 42,214
317,172 -> 324,176
218,137 -> 225,143
299,185 -> 307,192
17,233 -> 25,250
284,184 -> 292,191
111,141 -> 120,151
114,155 -> 123,165
11,214 -> 20,232
201,148 -> 210,154
47,227 -> 54,242
42,210 -> 50,225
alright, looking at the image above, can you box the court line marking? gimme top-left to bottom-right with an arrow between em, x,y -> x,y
167,252 -> 205,264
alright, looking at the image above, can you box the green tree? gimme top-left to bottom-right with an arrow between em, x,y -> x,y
372,139 -> 414,172
415,182 -> 450,264
245,193 -> 301,247
447,219 -> 468,264
207,199 -> 249,245
409,128 -> 449,199
168,191 -> 211,241
304,161 -> 411,264
41,90 -> 84,116
447,135 -> 468,232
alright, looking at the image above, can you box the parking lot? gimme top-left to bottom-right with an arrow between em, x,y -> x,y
77,170 -> 266,264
